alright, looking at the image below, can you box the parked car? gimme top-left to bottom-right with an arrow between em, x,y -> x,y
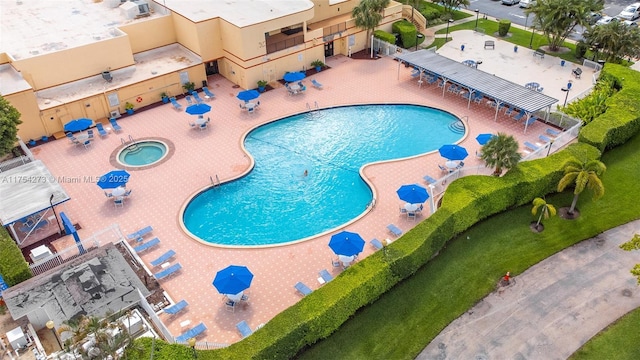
502,0 -> 520,5
595,16 -> 618,26
519,0 -> 536,8
588,12 -> 603,25
617,3 -> 640,21
623,20 -> 638,28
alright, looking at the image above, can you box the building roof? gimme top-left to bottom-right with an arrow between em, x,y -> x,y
160,0 -> 314,27
2,243 -> 150,326
0,160 -> 70,226
395,50 -> 558,114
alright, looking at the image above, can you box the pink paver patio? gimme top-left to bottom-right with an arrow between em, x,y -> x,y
31,50 -> 564,344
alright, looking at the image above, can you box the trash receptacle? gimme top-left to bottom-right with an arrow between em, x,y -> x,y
202,80 -> 208,88
561,60 -> 566,67
461,44 -> 465,51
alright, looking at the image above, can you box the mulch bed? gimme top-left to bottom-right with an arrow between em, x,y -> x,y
350,48 -> 382,60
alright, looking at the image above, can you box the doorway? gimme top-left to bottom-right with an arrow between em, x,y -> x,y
205,60 -> 219,76
324,41 -> 334,57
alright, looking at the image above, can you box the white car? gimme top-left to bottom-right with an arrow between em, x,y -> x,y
519,0 -> 536,8
501,0 -> 520,5
617,3 -> 640,21
623,20 -> 638,28
596,16 -> 618,26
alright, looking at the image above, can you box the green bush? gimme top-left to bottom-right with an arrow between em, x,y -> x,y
373,30 -> 396,45
576,41 -> 588,59
0,227 -> 31,286
392,20 -> 417,49
498,19 -> 511,37
420,5 -> 442,21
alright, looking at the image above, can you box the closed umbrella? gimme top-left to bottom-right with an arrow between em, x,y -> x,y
96,170 -> 130,189
328,231 -> 365,257
396,184 -> 429,204
60,212 -> 86,254
438,144 -> 469,160
64,118 -> 93,133
236,90 -> 260,102
283,72 -> 306,82
185,103 -> 212,115
475,133 -> 494,145
212,265 -> 254,295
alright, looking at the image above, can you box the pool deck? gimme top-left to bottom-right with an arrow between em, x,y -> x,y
31,30 -> 575,345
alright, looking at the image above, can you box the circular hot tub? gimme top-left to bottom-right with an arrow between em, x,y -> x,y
117,140 -> 168,167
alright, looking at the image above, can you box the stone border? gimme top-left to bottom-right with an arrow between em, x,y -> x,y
108,137 -> 175,171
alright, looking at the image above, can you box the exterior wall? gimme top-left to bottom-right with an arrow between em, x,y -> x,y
12,36 -> 134,90
312,0 -> 358,22
6,91 -> 45,141
172,13 -> 203,55
119,16 -> 177,53
194,19 -> 224,62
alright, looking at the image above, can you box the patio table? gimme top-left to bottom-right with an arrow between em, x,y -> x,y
445,160 -> 459,169
404,203 -> 419,212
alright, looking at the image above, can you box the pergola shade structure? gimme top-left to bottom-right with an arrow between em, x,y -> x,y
395,50 -> 559,133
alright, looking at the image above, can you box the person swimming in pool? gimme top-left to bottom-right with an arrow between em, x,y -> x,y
303,169 -> 308,177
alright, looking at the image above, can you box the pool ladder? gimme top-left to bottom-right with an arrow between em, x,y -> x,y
121,135 -> 139,152
210,175 -> 220,187
306,101 -> 319,111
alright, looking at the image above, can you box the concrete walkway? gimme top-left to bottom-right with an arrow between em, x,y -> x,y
417,219 -> 640,359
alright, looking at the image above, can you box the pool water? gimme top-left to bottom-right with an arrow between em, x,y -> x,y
182,104 -> 463,246
117,141 -> 167,167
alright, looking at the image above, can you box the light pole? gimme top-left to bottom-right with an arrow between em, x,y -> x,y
415,33 -> 424,51
475,9 -> 479,30
561,82 -> 572,107
188,338 -> 197,359
49,194 -> 63,234
546,139 -> 555,157
529,26 -> 535,48
46,320 -> 63,351
445,19 -> 453,42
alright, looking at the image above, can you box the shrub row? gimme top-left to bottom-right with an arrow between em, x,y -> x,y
0,227 -> 31,286
392,19 -> 418,49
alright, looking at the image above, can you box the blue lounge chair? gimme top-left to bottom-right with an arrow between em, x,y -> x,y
513,109 -> 526,121
185,95 -> 194,105
175,322 -> 207,342
318,269 -> 333,283
191,91 -> 204,103
170,97 -> 182,111
236,320 -> 253,338
423,175 -> 437,184
387,224 -> 403,237
95,123 -> 108,137
133,237 -> 160,253
504,107 -> 514,117
370,238 -> 384,250
150,250 -> 176,267
311,79 -> 323,89
295,282 -> 312,296
127,226 -> 153,241
539,135 -> 552,143
524,142 -> 539,151
154,263 -> 182,280
163,300 -> 188,315
19,220 -> 47,234
546,128 -> 561,137
109,118 -> 122,132
202,87 -> 215,99
525,117 -> 537,126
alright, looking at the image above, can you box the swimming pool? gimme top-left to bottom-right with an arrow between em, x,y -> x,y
117,140 -> 168,167
182,104 -> 463,247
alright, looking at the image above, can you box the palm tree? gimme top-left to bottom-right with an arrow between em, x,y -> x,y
480,132 -> 522,175
525,0 -> 598,51
531,197 -> 556,230
583,21 -> 640,62
352,0 -> 391,53
557,158 -> 606,215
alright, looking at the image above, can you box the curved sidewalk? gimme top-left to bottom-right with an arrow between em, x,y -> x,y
417,219 -> 640,359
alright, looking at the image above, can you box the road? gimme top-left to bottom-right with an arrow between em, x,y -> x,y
468,0 -> 632,41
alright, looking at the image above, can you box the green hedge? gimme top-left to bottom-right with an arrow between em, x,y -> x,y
579,65 -> 640,152
373,30 -> 395,45
392,19 -> 417,49
0,227 -> 31,286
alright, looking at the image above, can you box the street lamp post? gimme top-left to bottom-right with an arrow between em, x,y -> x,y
561,82 -> 572,107
49,194 -> 63,234
475,9 -> 480,30
188,338 -> 198,359
546,139 -> 555,157
445,19 -> 453,42
46,320 -> 63,351
415,33 -> 424,51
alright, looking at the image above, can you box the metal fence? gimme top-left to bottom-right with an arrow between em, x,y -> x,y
372,37 -> 399,57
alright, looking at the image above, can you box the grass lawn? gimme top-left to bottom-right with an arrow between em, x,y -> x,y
570,307 -> 640,359
297,130 -> 640,359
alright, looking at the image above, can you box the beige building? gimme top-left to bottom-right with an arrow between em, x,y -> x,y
0,0 -> 403,141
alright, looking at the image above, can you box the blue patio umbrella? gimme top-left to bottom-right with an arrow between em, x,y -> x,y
96,170 -> 130,189
396,184 -> 429,204
328,231 -> 365,257
60,212 -> 86,255
438,144 -> 469,160
212,265 -> 254,295
64,118 -> 93,133
475,133 -> 494,145
236,90 -> 260,102
185,103 -> 212,115
283,72 -> 306,82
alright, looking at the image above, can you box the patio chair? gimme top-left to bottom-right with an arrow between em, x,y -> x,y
154,263 -> 182,280
311,79 -> 323,89
370,238 -> 384,250
65,132 -> 74,140
175,322 -> 207,343
150,249 -> 176,267
476,150 -> 483,158
538,135 -> 552,143
456,161 -> 465,169
331,258 -> 341,268
104,191 -> 113,198
199,122 -> 208,130
123,189 -> 132,197
170,97 -> 183,111
82,140 -> 92,149
95,123 -> 109,137
546,128 -> 561,137
191,91 -> 204,103
524,142 -> 539,151
513,109 -> 526,122
504,107 -> 514,117
87,130 -> 94,139
236,321 -> 253,338
225,300 -> 236,312
185,95 -> 194,105
109,118 -> 123,132
134,237 -> 160,253
127,225 -> 153,241
427,76 -> 438,85
399,206 -> 408,215
202,87 -> 215,99
294,282 -> 312,296
387,224 -> 403,237
423,175 -> 437,184
407,211 -> 417,221
318,269 -> 333,284
163,299 -> 188,315
438,164 -> 450,174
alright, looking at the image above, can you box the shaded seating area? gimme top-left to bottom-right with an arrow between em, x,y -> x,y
163,299 -> 188,315
150,249 -> 176,267
236,320 -> 253,338
295,282 -> 312,296
175,322 -> 207,342
154,263 -> 182,280
127,225 -> 153,242
133,237 -> 160,253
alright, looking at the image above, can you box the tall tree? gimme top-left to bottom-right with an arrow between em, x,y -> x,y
440,0 -> 471,18
0,95 -> 22,157
525,0 -> 603,51
352,0 -> 391,53
557,158 -> 606,215
583,21 -> 640,63
480,132 -> 522,175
